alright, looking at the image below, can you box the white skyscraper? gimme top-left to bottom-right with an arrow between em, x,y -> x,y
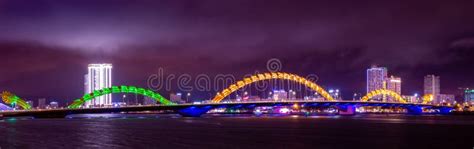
85,64 -> 112,107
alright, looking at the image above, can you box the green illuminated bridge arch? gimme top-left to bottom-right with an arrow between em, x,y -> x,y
1,91 -> 32,110
68,85 -> 175,108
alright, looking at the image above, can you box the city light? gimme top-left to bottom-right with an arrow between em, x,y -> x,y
390,79 -> 401,83
279,108 -> 290,114
292,103 -> 299,109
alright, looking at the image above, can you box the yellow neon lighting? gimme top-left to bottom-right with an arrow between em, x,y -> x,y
361,89 -> 407,103
211,72 -> 334,103
422,94 -> 433,104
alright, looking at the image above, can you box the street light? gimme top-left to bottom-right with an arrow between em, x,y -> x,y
122,95 -> 127,105
187,93 -> 191,103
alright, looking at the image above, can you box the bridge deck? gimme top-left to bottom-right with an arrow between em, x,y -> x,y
0,101 -> 449,118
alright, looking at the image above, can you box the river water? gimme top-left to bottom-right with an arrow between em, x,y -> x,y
0,114 -> 473,149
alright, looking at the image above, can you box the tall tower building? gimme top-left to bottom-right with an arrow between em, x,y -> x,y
386,76 -> 401,102
367,66 -> 387,101
85,63 -> 112,107
465,89 -> 474,105
424,75 -> 440,103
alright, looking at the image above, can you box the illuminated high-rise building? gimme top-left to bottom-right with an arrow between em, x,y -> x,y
85,63 -> 112,107
49,102 -> 59,109
272,90 -> 288,101
170,93 -> 184,103
367,66 -> 387,101
465,89 -> 474,105
38,98 -> 46,109
402,95 -> 419,103
328,89 -> 341,100
436,94 -> 455,104
424,75 -> 440,103
386,76 -> 401,102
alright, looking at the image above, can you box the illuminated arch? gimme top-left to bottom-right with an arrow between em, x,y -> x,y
361,89 -> 407,103
68,85 -> 175,108
422,94 -> 433,104
1,91 -> 32,110
211,72 -> 335,103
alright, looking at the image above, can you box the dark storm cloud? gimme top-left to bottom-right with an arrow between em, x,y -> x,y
1,0 -> 474,101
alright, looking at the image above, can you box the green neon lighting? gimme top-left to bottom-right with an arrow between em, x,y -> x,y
137,88 -> 145,94
129,86 -> 137,93
1,91 -> 32,110
121,85 -> 129,93
112,86 -> 120,93
103,88 -> 112,94
68,85 -> 175,109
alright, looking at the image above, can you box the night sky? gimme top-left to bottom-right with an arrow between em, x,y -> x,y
1,0 -> 474,103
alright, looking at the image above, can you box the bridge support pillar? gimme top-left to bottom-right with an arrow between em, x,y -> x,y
439,107 -> 453,115
338,105 -> 356,115
407,106 -> 423,115
177,106 -> 213,117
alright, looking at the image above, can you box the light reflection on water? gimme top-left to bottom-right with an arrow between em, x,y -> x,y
59,113 -> 474,125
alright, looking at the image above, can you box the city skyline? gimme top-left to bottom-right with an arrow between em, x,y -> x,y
9,63 -> 464,107
0,61 -> 469,105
